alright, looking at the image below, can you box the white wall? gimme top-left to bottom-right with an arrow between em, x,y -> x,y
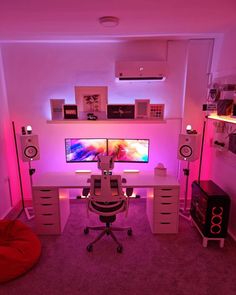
179,39 -> 214,201
0,49 -> 21,218
205,27 -> 236,238
1,40 -> 188,199
1,39 -> 213,206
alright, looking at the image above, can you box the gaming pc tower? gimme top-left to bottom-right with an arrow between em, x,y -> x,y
190,180 -> 230,238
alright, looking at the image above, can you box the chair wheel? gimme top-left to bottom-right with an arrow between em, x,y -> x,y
87,244 -> 93,252
117,245 -> 123,253
84,227 -> 89,235
127,229 -> 132,236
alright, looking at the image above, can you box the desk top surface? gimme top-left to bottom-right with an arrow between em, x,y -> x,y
32,172 -> 179,188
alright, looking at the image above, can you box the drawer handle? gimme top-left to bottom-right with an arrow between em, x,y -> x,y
43,223 -> 54,226
161,189 -> 172,191
160,212 -> 171,215
161,202 -> 172,205
160,222 -> 171,224
42,213 -> 53,216
161,196 -> 172,198
40,196 -> 52,199
39,189 -> 52,192
41,204 -> 53,206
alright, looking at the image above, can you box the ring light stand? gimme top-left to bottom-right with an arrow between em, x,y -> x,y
12,121 -> 38,220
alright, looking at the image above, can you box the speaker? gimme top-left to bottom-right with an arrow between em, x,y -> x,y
177,134 -> 201,162
20,135 -> 40,161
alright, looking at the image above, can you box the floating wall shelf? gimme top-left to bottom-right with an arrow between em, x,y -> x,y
207,114 -> 236,124
46,119 -> 166,124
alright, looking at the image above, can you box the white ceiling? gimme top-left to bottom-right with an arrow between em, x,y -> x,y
0,0 -> 236,41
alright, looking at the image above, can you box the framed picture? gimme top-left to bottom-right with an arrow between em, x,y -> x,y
50,99 -> 65,120
75,86 -> 108,119
135,99 -> 150,119
107,104 -> 135,119
63,104 -> 78,119
217,99 -> 234,116
149,104 -> 165,120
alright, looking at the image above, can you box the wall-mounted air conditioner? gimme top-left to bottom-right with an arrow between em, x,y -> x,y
115,61 -> 167,81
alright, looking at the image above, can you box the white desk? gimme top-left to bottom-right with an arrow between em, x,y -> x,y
32,172 -> 180,235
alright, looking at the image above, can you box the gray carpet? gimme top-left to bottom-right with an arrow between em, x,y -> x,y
1,198 -> 236,295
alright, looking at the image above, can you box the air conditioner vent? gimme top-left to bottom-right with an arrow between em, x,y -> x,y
115,61 -> 167,81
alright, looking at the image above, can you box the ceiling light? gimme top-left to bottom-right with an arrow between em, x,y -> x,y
99,16 -> 119,27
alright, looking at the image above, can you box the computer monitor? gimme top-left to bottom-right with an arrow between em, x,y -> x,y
65,138 -> 107,162
107,139 -> 149,162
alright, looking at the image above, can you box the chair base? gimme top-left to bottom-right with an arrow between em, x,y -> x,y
84,223 -> 132,253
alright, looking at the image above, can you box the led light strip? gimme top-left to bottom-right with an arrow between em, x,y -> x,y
207,114 -> 236,124
123,169 -> 140,173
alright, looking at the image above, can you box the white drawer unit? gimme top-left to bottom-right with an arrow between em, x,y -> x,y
32,187 -> 70,235
146,185 -> 180,234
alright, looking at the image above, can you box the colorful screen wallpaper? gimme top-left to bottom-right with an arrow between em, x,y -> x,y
65,138 -> 107,162
107,139 -> 149,162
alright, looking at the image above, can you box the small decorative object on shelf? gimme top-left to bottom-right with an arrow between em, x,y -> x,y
87,113 -> 97,120
149,104 -> 165,119
75,86 -> 108,120
220,84 -> 236,100
202,103 -> 217,112
107,104 -> 135,119
135,99 -> 150,119
232,104 -> 236,117
217,99 -> 234,116
63,104 -> 78,119
50,99 -> 65,120
208,86 -> 221,102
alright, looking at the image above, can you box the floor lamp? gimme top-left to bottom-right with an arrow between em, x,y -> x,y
12,121 -> 25,219
12,122 -> 38,220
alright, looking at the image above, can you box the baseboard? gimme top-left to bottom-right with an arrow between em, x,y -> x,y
3,200 -> 22,219
0,207 -> 13,219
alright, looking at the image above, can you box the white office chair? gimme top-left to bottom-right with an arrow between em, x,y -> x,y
84,156 -> 132,253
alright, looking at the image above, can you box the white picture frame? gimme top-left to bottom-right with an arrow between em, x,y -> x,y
50,99 -> 65,120
149,104 -> 165,120
135,99 -> 150,119
75,86 -> 108,119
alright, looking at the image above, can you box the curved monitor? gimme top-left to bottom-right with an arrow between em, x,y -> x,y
107,139 -> 149,162
65,138 -> 107,162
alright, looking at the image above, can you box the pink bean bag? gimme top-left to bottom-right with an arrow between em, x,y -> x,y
0,219 -> 41,283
